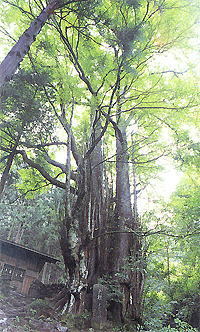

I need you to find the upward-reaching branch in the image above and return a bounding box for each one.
[17,149,66,189]
[0,0,86,87]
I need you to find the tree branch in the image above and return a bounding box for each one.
[56,112,83,166]
[22,141,67,148]
[17,149,66,189]
[84,62,123,158]
[0,0,87,87]
[0,149,16,196]
[44,154,77,181]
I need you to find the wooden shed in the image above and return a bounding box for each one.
[0,238,59,295]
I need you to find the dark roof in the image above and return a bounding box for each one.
[0,238,59,264]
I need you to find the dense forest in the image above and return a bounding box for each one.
[0,0,199,331]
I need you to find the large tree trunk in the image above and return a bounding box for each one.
[114,125,133,268]
[59,107,78,286]
[0,137,21,198]
[73,110,107,313]
[107,124,133,322]
[130,138,144,325]
[87,115,105,285]
[0,0,76,87]
[107,122,143,324]
[0,150,16,197]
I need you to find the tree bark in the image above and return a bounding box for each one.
[0,137,20,197]
[109,124,133,272]
[59,106,78,286]
[107,123,136,323]
[0,150,15,197]
[0,0,83,87]
[87,116,105,285]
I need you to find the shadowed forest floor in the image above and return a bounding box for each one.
[0,288,125,332]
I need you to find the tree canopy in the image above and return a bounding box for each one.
[0,0,200,330]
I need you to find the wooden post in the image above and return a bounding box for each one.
[21,270,38,295]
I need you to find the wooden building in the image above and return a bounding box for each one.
[0,238,59,295]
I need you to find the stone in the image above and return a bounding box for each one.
[56,323,69,331]
[91,284,108,330]
[0,309,7,327]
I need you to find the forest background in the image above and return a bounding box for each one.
[0,0,200,331]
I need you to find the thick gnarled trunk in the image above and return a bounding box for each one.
[87,118,105,285]
[107,123,142,324]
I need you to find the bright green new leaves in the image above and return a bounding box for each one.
[0,1,199,327]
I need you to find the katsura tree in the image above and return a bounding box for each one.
[0,0,199,327]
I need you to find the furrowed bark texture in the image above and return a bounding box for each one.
[109,125,133,272]
[0,150,16,197]
[0,0,70,87]
[107,124,141,323]
[71,114,108,313]
[0,137,21,197]
[60,114,77,286]
[87,118,105,285]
